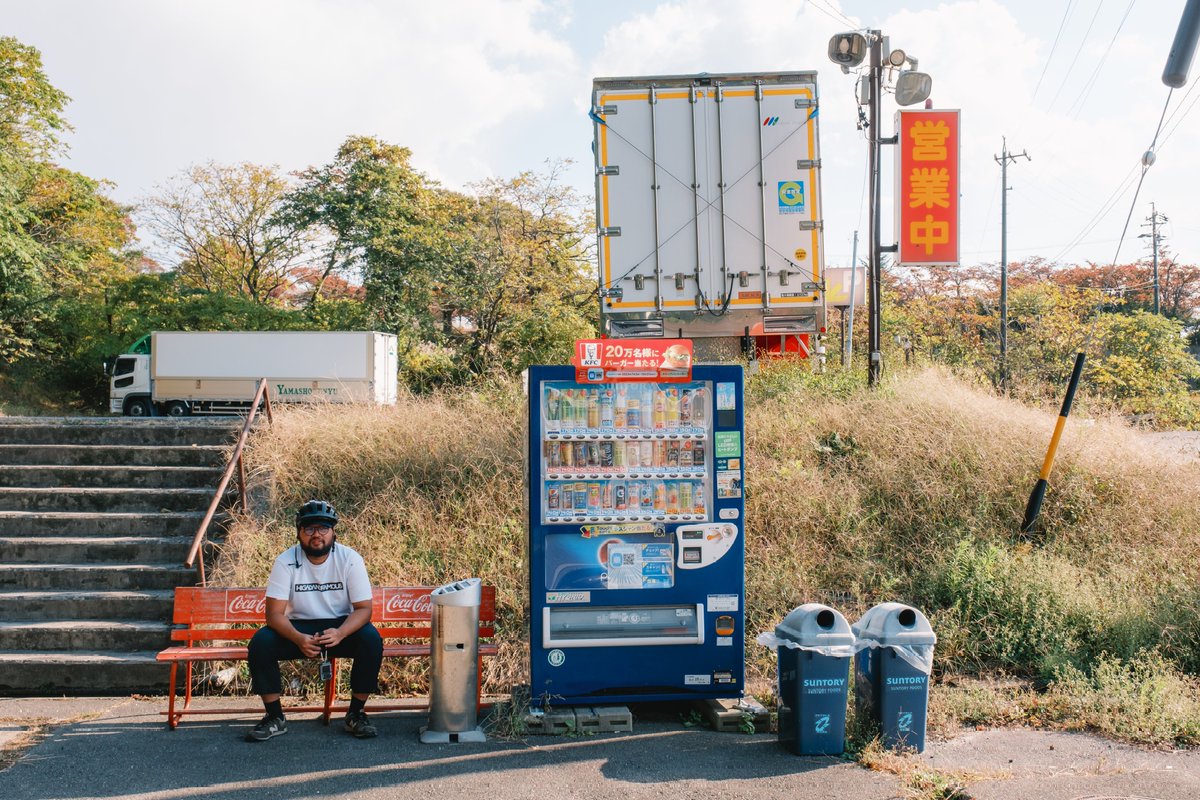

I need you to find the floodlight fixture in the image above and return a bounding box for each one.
[888,48,907,67]
[828,33,867,69]
[895,71,933,106]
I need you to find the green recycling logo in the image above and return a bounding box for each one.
[777,181,805,214]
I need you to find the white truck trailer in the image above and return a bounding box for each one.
[108,331,399,417]
[592,71,827,357]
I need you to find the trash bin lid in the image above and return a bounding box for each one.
[775,603,855,648]
[851,602,936,646]
[430,577,482,607]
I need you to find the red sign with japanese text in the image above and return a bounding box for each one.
[573,339,694,383]
[897,109,960,266]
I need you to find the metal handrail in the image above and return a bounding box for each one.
[185,378,274,586]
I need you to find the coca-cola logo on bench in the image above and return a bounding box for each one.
[225,590,266,620]
[382,588,432,620]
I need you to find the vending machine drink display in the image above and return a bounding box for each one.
[528,341,745,704]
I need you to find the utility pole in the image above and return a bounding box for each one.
[867,31,884,388]
[1140,204,1168,314]
[845,229,859,369]
[994,138,1029,392]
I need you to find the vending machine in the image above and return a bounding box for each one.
[527,340,745,705]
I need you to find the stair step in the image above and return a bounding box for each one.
[0,444,229,468]
[0,563,198,590]
[0,418,239,447]
[0,511,217,536]
[0,650,171,694]
[0,620,173,651]
[0,465,224,488]
[0,487,218,513]
[0,589,175,620]
[0,536,197,562]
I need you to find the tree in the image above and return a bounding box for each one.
[440,162,596,375]
[143,162,310,303]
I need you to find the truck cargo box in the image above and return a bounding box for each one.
[593,72,826,343]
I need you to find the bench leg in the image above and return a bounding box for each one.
[183,662,194,715]
[323,658,339,726]
[167,663,179,729]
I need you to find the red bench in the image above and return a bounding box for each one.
[156,585,497,729]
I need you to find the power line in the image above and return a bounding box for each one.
[1034,0,1077,100]
[1048,0,1106,113]
[1067,0,1138,118]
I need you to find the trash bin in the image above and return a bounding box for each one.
[852,602,936,752]
[757,603,855,755]
[420,578,486,744]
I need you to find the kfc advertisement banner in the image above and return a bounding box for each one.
[573,339,694,383]
[896,109,960,267]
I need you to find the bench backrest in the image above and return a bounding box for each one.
[170,586,497,645]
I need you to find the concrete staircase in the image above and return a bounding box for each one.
[0,417,238,694]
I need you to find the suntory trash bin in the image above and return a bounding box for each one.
[757,604,855,755]
[420,578,486,744]
[852,603,936,752]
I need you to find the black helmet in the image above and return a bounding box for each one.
[296,500,338,528]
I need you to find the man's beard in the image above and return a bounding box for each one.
[301,539,334,558]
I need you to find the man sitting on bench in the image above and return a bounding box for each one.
[245,500,383,742]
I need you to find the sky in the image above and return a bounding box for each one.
[4,0,1199,272]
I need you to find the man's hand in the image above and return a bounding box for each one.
[313,628,345,649]
[296,632,322,658]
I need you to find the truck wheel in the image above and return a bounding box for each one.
[125,397,152,417]
[165,401,191,418]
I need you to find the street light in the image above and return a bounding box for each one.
[830,31,932,386]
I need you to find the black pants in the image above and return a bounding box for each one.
[247,618,383,696]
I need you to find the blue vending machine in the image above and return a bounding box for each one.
[528,359,745,705]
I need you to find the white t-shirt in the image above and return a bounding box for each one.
[265,542,373,620]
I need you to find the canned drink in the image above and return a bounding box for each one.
[694,483,706,515]
[586,482,601,513]
[601,482,613,510]
[599,441,614,469]
[614,483,627,510]
[586,441,601,468]
[640,481,653,510]
[546,441,561,471]
[548,485,560,511]
[666,481,679,513]
[574,482,588,512]
[573,441,588,468]
[560,483,573,510]
[641,441,655,468]
[560,441,574,469]
[630,442,642,468]
[692,441,705,465]
[613,440,625,469]
[667,442,680,467]
[680,441,693,468]
[654,441,668,468]
[679,480,692,513]
[627,396,642,429]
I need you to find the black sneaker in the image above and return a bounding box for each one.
[245,714,288,742]
[344,710,378,739]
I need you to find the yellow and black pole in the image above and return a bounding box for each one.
[1021,352,1086,535]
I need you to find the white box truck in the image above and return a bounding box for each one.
[108,331,399,417]
[592,71,826,353]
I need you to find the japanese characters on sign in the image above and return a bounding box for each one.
[896,110,960,266]
[573,339,694,383]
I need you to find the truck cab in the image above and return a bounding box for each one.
[108,353,154,416]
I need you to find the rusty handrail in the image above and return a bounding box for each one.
[185,378,274,586]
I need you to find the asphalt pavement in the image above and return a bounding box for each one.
[1,696,1197,800]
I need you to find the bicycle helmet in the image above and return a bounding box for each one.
[295,500,339,528]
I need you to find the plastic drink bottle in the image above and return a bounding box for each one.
[615,389,627,428]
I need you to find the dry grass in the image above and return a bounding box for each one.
[213,363,1200,721]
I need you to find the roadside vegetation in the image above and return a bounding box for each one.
[214,362,1200,749]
